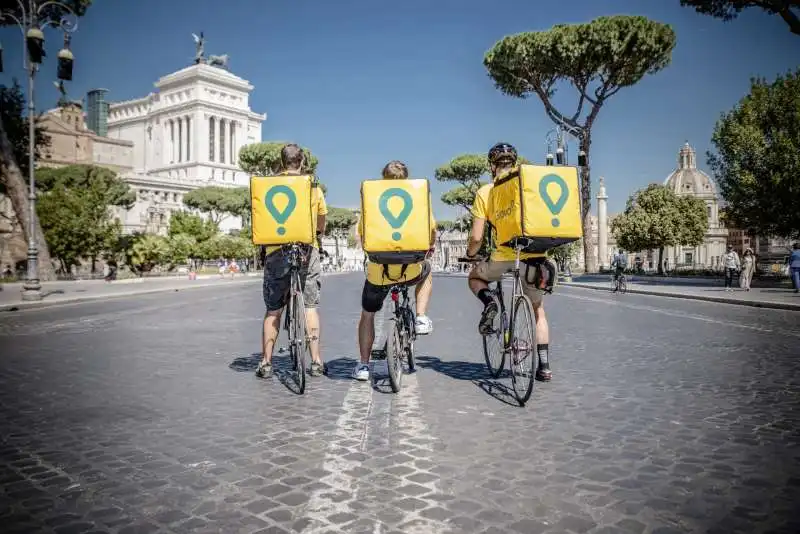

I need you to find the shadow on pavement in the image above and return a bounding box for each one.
[416,356,519,407]
[227,351,305,395]
[323,357,358,381]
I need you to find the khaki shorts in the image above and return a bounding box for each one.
[470,260,546,306]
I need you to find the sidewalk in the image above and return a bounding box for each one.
[561,277,800,311]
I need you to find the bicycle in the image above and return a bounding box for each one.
[282,244,310,393]
[459,240,537,407]
[611,270,627,294]
[379,283,416,393]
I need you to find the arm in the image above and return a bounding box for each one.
[316,214,326,237]
[466,218,485,257]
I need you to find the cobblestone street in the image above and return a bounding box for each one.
[0,273,798,534]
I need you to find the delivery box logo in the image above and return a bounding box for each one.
[264,185,297,236]
[539,174,569,228]
[379,188,413,241]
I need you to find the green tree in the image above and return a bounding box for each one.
[238,141,320,175]
[183,186,239,225]
[36,165,134,273]
[198,234,254,261]
[434,154,531,213]
[547,240,581,272]
[324,207,357,262]
[0,0,93,26]
[129,234,169,273]
[168,211,218,242]
[707,70,800,239]
[611,184,708,274]
[165,234,197,266]
[680,1,800,35]
[0,81,54,279]
[484,15,676,272]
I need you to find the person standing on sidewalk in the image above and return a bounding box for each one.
[790,243,800,293]
[739,248,755,291]
[723,245,741,292]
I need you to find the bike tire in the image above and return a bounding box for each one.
[404,307,416,372]
[619,277,627,294]
[482,292,505,378]
[386,318,404,393]
[291,273,307,394]
[509,294,536,407]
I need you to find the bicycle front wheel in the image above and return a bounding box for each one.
[619,276,627,294]
[509,294,536,407]
[290,273,307,394]
[386,318,404,393]
[481,292,505,379]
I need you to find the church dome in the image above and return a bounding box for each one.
[663,142,717,197]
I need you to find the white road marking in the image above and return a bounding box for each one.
[561,292,800,339]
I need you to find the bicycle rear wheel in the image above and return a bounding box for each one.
[509,294,536,406]
[290,273,307,394]
[481,292,505,378]
[404,307,416,372]
[619,276,627,294]
[386,318,404,393]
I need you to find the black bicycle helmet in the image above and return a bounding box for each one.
[488,142,518,165]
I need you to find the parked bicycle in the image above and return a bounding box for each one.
[282,244,310,393]
[459,240,537,407]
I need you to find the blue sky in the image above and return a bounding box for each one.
[2,0,798,218]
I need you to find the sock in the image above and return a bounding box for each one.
[537,344,549,365]
[477,289,494,306]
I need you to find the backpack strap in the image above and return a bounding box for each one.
[382,263,409,282]
[523,258,556,294]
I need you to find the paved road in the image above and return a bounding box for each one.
[0,274,798,534]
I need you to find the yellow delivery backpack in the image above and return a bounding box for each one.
[361,178,432,264]
[250,174,315,246]
[488,164,582,253]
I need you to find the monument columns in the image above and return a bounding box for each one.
[597,177,609,269]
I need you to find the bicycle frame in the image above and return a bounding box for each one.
[492,245,525,348]
[390,284,415,339]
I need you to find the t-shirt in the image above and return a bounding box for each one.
[359,191,436,286]
[472,182,544,262]
[263,171,328,256]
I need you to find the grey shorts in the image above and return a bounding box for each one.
[470,260,549,306]
[263,246,321,312]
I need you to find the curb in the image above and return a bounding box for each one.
[1,278,261,313]
[561,282,800,312]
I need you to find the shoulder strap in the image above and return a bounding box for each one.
[382,264,409,282]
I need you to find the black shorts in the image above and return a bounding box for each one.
[361,261,432,313]
[262,246,321,312]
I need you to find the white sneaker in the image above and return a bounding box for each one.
[415,315,433,335]
[353,363,370,381]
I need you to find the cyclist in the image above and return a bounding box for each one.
[353,160,435,381]
[256,144,327,379]
[611,249,627,284]
[465,143,553,382]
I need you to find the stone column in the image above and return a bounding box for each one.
[597,177,609,269]
[185,117,191,162]
[177,119,183,162]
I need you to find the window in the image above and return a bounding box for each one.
[219,120,226,164]
[684,251,693,265]
[707,205,712,219]
[209,117,216,162]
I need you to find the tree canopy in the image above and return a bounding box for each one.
[708,70,800,239]
[484,15,676,272]
[547,240,581,272]
[611,184,708,272]
[182,186,244,225]
[168,211,218,243]
[680,1,800,35]
[325,207,357,236]
[35,165,134,271]
[238,141,320,176]
[435,153,530,213]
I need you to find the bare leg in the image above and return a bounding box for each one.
[468,269,489,296]
[305,307,322,364]
[357,311,375,364]
[414,272,432,315]
[533,303,549,345]
[261,310,282,364]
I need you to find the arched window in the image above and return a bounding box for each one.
[209,117,216,162]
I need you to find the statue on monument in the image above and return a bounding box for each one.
[53,80,69,106]
[192,32,205,63]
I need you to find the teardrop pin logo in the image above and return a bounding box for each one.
[539,174,569,227]
[379,188,413,241]
[264,185,297,236]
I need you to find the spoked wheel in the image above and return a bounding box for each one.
[509,295,536,407]
[482,293,505,378]
[405,309,416,372]
[611,277,618,292]
[619,276,627,294]
[386,319,405,393]
[290,277,307,394]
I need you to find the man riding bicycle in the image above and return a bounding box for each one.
[256,144,327,379]
[465,143,553,382]
[611,249,627,282]
[354,161,435,381]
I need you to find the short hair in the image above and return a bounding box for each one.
[280,143,305,171]
[382,160,408,180]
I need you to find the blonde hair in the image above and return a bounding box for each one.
[382,160,408,180]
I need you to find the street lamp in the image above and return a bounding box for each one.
[0,0,78,301]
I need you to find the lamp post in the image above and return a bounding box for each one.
[545,123,586,168]
[0,1,78,301]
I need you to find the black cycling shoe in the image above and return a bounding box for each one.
[478,301,498,335]
[255,361,272,379]
[536,362,552,382]
[309,361,325,377]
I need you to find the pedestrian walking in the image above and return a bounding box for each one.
[790,242,800,294]
[723,245,740,291]
[739,248,755,291]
